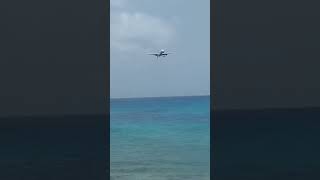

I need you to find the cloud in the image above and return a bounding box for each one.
[110,0,127,8]
[111,11,176,53]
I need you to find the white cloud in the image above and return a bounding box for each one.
[110,0,127,8]
[111,11,176,53]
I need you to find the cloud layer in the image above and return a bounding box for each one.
[111,4,176,53]
[110,0,127,9]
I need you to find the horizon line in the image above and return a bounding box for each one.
[110,94,210,100]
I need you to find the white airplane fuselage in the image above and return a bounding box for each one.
[159,49,165,56]
[149,49,170,58]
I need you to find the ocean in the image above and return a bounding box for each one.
[110,96,210,180]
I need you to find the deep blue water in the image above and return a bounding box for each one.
[111,96,210,180]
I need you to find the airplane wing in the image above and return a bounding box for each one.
[147,53,158,56]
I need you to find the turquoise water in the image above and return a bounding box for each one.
[110,96,210,180]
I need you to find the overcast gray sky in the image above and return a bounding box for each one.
[111,0,210,98]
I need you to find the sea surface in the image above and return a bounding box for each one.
[110,96,210,180]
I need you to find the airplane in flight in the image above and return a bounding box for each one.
[147,49,172,59]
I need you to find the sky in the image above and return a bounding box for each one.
[110,0,210,98]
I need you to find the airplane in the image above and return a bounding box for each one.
[147,49,172,59]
